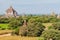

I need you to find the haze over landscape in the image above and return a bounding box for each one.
[0,0,60,15]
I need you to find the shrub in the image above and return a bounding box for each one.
[41,29,60,40]
[51,23,60,30]
[19,22,45,37]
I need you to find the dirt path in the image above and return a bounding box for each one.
[0,33,11,37]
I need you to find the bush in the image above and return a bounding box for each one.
[48,26,53,29]
[27,22,45,37]
[9,18,23,29]
[41,29,60,40]
[12,27,19,35]
[19,22,45,37]
[51,23,60,30]
[38,37,45,40]
[0,18,10,23]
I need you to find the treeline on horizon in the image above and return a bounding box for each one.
[0,12,58,16]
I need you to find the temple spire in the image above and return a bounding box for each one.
[22,14,27,27]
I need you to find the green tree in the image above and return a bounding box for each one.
[19,19,45,37]
[27,22,45,37]
[50,23,60,30]
[0,18,10,23]
[48,17,57,23]
[9,17,23,29]
[41,29,60,40]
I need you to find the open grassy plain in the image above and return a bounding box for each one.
[0,24,9,29]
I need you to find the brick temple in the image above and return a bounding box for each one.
[5,6,18,18]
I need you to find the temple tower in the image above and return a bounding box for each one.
[5,6,18,18]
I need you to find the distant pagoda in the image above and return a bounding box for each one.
[51,11,56,16]
[5,6,18,18]
[50,11,57,17]
[57,14,60,19]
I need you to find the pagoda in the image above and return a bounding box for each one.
[5,6,18,18]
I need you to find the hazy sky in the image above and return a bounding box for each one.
[0,0,60,15]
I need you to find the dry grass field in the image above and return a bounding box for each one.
[0,30,13,34]
[0,36,38,40]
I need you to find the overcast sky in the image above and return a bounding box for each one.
[0,0,60,15]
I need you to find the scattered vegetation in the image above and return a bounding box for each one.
[41,29,60,40]
[0,14,60,40]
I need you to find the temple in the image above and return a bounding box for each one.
[5,6,18,18]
